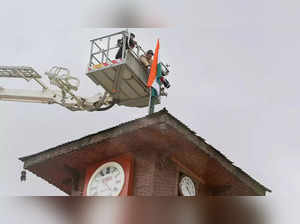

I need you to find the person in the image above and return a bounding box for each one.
[115,33,137,59]
[140,50,171,89]
[160,76,170,88]
[140,50,154,71]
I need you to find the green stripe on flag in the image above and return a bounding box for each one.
[156,63,162,84]
[151,63,162,97]
[151,87,158,97]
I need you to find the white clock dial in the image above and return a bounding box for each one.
[87,162,125,196]
[179,176,196,196]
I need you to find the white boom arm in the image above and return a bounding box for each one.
[0,66,115,111]
[0,88,59,104]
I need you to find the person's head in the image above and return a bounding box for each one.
[146,50,154,60]
[130,33,135,39]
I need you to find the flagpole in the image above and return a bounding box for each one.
[148,87,154,115]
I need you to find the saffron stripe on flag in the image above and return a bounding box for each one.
[147,39,160,87]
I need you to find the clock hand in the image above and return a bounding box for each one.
[102,180,112,191]
[186,186,191,195]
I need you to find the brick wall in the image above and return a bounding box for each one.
[132,150,178,196]
[152,156,178,196]
[132,150,156,196]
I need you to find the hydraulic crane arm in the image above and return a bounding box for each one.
[0,66,115,111]
[0,88,59,104]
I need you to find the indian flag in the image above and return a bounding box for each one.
[147,39,161,96]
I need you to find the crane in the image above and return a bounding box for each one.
[0,30,170,113]
[0,65,115,111]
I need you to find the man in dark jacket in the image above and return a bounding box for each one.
[115,33,137,59]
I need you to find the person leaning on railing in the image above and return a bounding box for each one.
[139,50,154,72]
[115,33,137,59]
[140,50,170,89]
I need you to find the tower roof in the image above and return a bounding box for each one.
[19,108,271,195]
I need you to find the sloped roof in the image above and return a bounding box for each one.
[19,108,271,195]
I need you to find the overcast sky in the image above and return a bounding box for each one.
[0,1,299,223]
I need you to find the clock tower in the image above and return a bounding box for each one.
[19,109,271,196]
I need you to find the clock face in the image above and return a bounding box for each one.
[179,176,196,196]
[86,162,125,196]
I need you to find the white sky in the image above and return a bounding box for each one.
[1,1,299,223]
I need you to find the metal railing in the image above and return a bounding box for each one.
[88,30,127,67]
